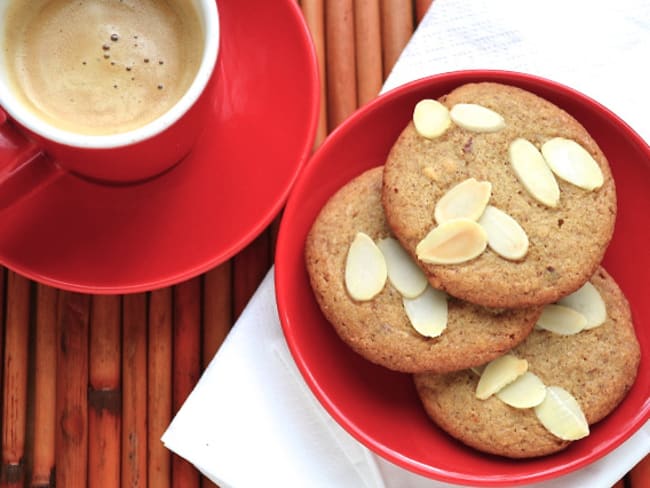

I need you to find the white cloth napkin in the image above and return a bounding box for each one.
[163,1,650,486]
[383,0,650,143]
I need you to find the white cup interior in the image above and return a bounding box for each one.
[0,0,219,149]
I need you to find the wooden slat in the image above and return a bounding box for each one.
[88,295,121,488]
[30,284,58,488]
[122,293,147,488]
[55,292,90,488]
[629,454,650,488]
[1,272,30,488]
[269,214,282,260]
[300,0,328,148]
[202,263,232,367]
[380,0,414,78]
[325,0,358,130]
[172,278,201,488]
[415,0,433,22]
[148,288,173,488]
[355,0,383,106]
[0,267,4,437]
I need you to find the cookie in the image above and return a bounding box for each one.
[305,166,541,373]
[413,268,640,458]
[382,82,617,308]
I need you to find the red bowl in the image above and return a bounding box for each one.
[275,70,650,486]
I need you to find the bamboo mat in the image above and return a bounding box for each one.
[0,1,647,487]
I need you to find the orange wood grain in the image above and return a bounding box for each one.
[355,0,383,106]
[122,293,148,488]
[88,295,121,488]
[325,0,358,130]
[200,474,219,488]
[202,262,232,367]
[300,0,328,148]
[0,268,6,487]
[629,453,650,488]
[30,284,58,488]
[172,278,201,488]
[0,268,4,416]
[415,0,433,22]
[380,0,414,78]
[148,288,173,488]
[55,292,90,488]
[269,214,282,260]
[1,272,30,488]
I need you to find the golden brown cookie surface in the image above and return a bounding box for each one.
[382,82,617,308]
[413,268,640,458]
[305,166,540,373]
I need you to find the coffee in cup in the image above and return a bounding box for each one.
[4,0,205,136]
[0,0,219,187]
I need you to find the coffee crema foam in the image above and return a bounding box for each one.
[4,0,204,135]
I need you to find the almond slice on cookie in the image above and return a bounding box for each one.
[413,99,452,139]
[476,354,528,400]
[557,281,607,329]
[377,237,428,298]
[534,386,589,441]
[535,304,587,335]
[509,138,560,207]
[478,205,529,260]
[541,138,604,191]
[402,286,448,338]
[450,103,506,132]
[345,232,387,301]
[434,178,492,224]
[496,371,547,409]
[416,219,488,265]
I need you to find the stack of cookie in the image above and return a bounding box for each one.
[305,83,641,458]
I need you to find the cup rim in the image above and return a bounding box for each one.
[0,0,220,149]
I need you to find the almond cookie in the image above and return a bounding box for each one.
[305,166,541,373]
[382,82,616,308]
[413,268,640,458]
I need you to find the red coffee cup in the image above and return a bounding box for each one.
[0,0,220,208]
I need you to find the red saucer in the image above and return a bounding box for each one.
[275,70,650,485]
[0,0,318,293]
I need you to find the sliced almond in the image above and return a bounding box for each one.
[413,99,452,139]
[450,103,506,132]
[416,219,487,265]
[509,138,560,207]
[402,286,448,337]
[478,206,529,260]
[541,138,604,190]
[496,371,547,409]
[434,178,492,224]
[534,386,589,441]
[557,281,607,329]
[535,304,587,335]
[377,237,428,298]
[476,354,528,400]
[344,232,387,301]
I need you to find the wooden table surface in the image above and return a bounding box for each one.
[0,1,647,487]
